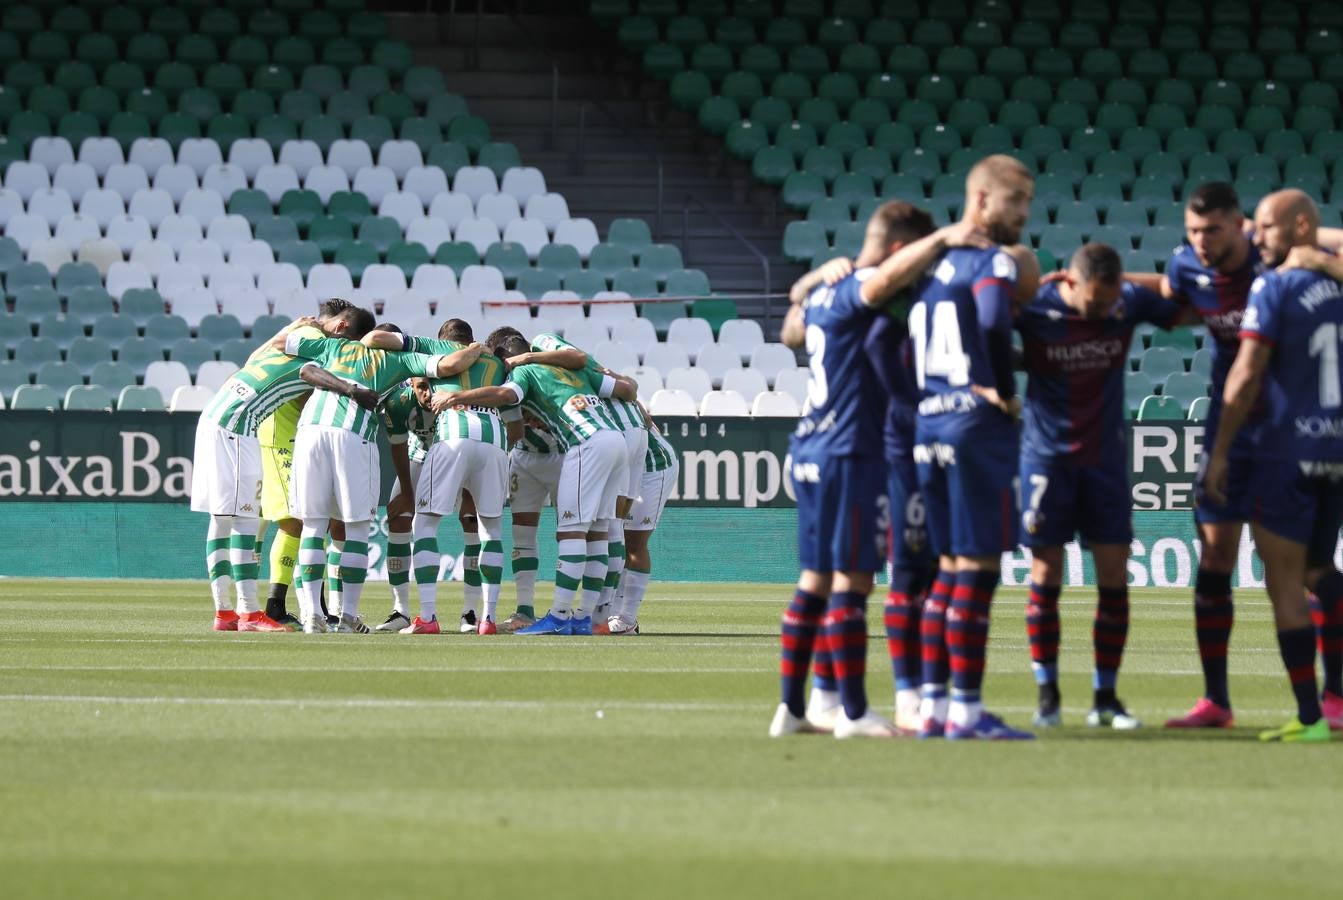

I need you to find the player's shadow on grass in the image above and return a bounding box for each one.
[1042,727,1264,743]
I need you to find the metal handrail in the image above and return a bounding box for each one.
[680,195,774,332]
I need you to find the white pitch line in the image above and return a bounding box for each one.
[0,664,764,674]
[0,693,1307,721]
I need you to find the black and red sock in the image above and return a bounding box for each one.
[1025,581,1061,686]
[1277,625,1322,726]
[1093,585,1130,693]
[822,591,869,720]
[779,589,826,717]
[1193,569,1233,708]
[948,569,998,704]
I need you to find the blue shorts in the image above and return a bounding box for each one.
[915,409,1019,558]
[1019,453,1133,548]
[1252,462,1343,567]
[1195,406,1254,524]
[887,451,933,569]
[792,453,888,574]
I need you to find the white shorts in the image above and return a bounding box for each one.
[290,424,380,522]
[621,427,649,500]
[509,448,563,514]
[190,417,262,516]
[418,437,509,518]
[391,457,424,502]
[556,429,629,530]
[628,464,678,532]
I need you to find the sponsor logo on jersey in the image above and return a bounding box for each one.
[913,442,957,466]
[1296,416,1343,438]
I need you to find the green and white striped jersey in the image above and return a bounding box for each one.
[381,384,435,464]
[645,425,677,473]
[203,325,325,436]
[408,337,512,451]
[532,332,644,431]
[503,363,620,452]
[285,334,441,441]
[517,420,563,455]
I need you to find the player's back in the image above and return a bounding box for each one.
[205,325,323,435]
[1246,268,1343,466]
[533,332,644,431]
[509,363,619,450]
[908,247,1016,430]
[794,270,883,457]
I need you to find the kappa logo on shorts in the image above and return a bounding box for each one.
[418,499,428,508]
[561,510,576,520]
[241,503,254,513]
[641,517,653,525]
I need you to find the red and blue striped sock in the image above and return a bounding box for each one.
[779,588,826,717]
[948,569,998,705]
[1093,585,1130,692]
[1025,581,1061,686]
[885,567,929,693]
[822,590,870,720]
[1309,570,1343,697]
[920,571,954,703]
[1277,625,1322,726]
[1193,569,1234,709]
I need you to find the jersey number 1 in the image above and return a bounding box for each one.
[1310,323,1343,409]
[908,301,970,388]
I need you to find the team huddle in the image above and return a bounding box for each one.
[190,301,678,639]
[773,153,1343,742]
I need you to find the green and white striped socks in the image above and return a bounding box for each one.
[338,520,371,620]
[578,528,609,618]
[510,524,539,618]
[601,519,626,614]
[461,535,481,619]
[386,528,412,616]
[478,517,504,624]
[413,513,440,622]
[229,517,260,614]
[552,538,586,616]
[207,516,233,612]
[295,520,328,623]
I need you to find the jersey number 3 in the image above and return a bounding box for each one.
[908,301,970,388]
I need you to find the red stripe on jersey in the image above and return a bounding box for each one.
[1239,331,1273,344]
[973,277,1009,296]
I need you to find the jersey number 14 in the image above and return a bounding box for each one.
[908,301,970,388]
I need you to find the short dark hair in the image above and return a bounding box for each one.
[318,298,355,318]
[498,335,530,359]
[335,307,377,341]
[1071,242,1123,285]
[439,318,474,342]
[868,200,936,248]
[485,325,523,350]
[1187,182,1241,217]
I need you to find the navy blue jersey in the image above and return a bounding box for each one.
[1165,242,1267,394]
[863,309,919,461]
[1018,282,1180,463]
[793,270,885,457]
[1240,268,1343,466]
[908,247,1017,413]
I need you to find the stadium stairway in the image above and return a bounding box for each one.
[376,0,807,328]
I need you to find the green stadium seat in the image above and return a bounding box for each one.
[12,384,63,410]
[353,217,398,256]
[1058,77,1101,114]
[724,121,767,161]
[426,142,471,176]
[612,268,659,298]
[537,243,581,274]
[1137,394,1185,420]
[638,244,684,283]
[477,142,521,178]
[1222,52,1266,85]
[669,70,711,112]
[483,242,528,286]
[795,98,839,134]
[639,298,685,336]
[781,171,826,210]
[589,244,635,276]
[806,198,852,235]
[89,359,137,392]
[447,116,490,154]
[848,146,893,181]
[886,45,930,82]
[750,145,794,185]
[713,16,758,50]
[515,269,561,299]
[563,270,608,298]
[689,42,734,80]
[381,242,427,280]
[431,241,476,273]
[783,220,826,262]
[797,145,842,182]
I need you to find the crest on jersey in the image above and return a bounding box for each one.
[934,259,957,284]
[992,252,1017,279]
[1022,509,1044,535]
[1242,305,1260,330]
[1195,274,1212,288]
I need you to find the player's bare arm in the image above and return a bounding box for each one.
[507,348,587,370]
[431,384,516,412]
[1278,245,1343,280]
[386,440,413,519]
[789,256,853,303]
[297,363,380,411]
[609,374,638,402]
[361,329,407,350]
[1203,339,1273,505]
[859,221,992,306]
[263,316,320,350]
[1317,227,1343,254]
[1006,243,1041,310]
[434,342,484,377]
[780,302,806,349]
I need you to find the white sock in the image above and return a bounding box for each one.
[552,537,587,615]
[387,528,412,615]
[339,520,371,620]
[230,516,260,614]
[207,515,234,612]
[948,699,982,729]
[511,523,538,609]
[478,516,504,623]
[896,688,921,719]
[413,513,441,622]
[620,568,651,620]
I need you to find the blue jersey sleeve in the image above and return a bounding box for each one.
[973,250,1017,333]
[1125,283,1182,329]
[862,313,904,397]
[831,273,872,321]
[1241,274,1283,345]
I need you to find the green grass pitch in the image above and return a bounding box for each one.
[1,579,1341,900]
